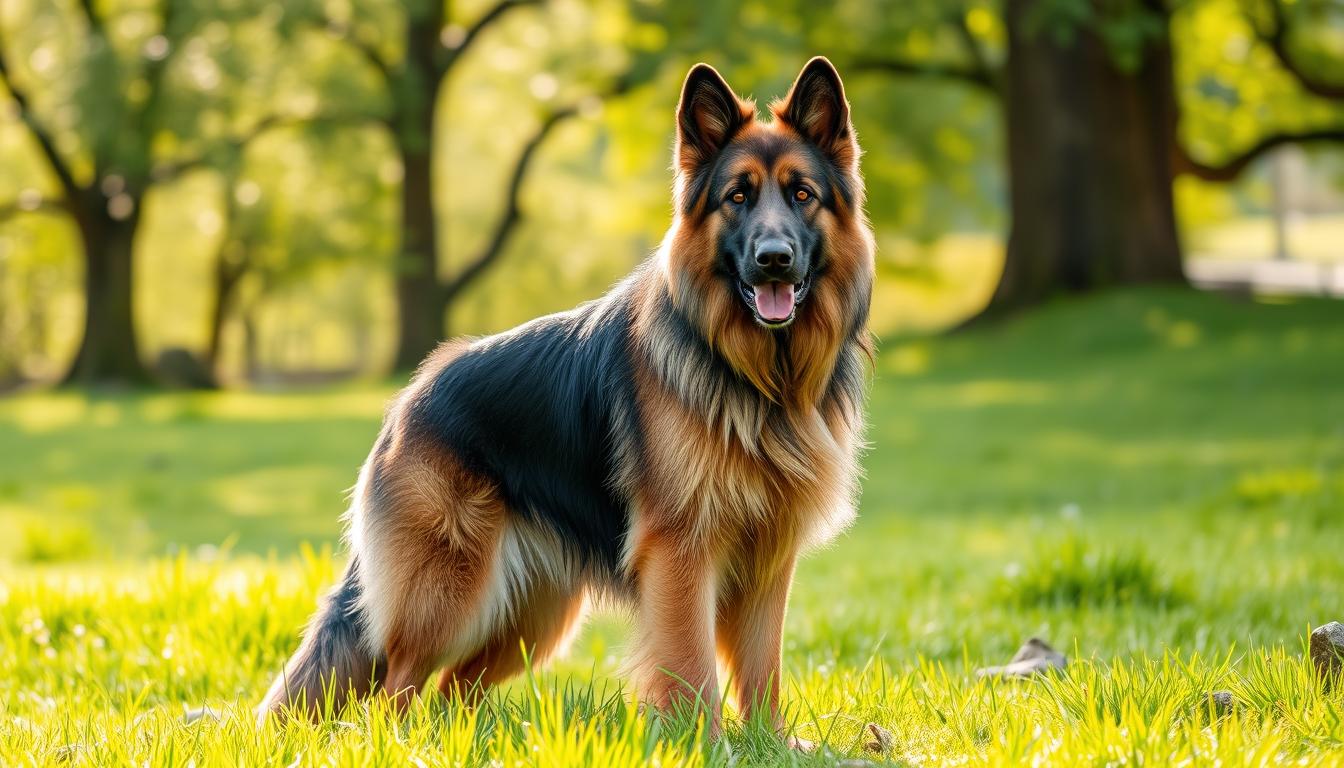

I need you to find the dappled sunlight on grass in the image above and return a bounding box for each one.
[207,465,354,520]
[906,378,1057,408]
[1144,307,1204,348]
[2,395,110,434]
[879,341,932,376]
[0,389,390,555]
[1028,431,1318,469]
[0,388,395,435]
[146,388,394,423]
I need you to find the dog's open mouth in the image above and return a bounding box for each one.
[737,276,810,328]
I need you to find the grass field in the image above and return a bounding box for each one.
[2,288,1343,766]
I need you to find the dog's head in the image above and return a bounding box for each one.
[666,57,870,336]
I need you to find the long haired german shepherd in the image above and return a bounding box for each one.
[260,57,873,739]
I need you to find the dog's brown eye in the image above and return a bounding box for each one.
[731,192,746,204]
[795,189,811,202]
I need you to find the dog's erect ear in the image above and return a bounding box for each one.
[676,64,753,172]
[775,57,855,166]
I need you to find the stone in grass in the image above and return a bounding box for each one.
[184,705,222,724]
[1204,690,1235,719]
[977,637,1067,680]
[863,722,895,754]
[1310,622,1344,684]
[53,744,85,763]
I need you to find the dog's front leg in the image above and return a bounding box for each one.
[718,552,797,739]
[632,533,720,737]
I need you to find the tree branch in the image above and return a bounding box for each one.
[76,0,105,36]
[951,11,1000,93]
[1255,0,1344,100]
[438,70,650,302]
[328,22,393,85]
[0,196,69,222]
[850,55,998,95]
[151,110,389,181]
[0,42,84,198]
[440,0,543,76]
[1174,128,1344,182]
[440,105,576,302]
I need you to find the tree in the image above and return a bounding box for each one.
[198,0,649,380]
[850,0,1344,314]
[309,0,541,369]
[316,0,660,369]
[203,125,396,384]
[0,0,323,384]
[0,1,164,384]
[992,0,1183,310]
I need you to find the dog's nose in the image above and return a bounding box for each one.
[754,239,794,270]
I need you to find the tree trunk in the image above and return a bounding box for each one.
[990,0,1186,313]
[392,9,447,371]
[65,196,152,385]
[205,252,245,382]
[393,132,443,370]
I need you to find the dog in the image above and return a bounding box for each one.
[259,56,874,741]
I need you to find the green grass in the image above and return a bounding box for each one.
[2,287,1343,765]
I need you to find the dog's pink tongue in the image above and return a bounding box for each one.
[753,283,795,321]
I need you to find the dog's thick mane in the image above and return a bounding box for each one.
[629,273,866,448]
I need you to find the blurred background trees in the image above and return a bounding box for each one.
[1,0,1342,388]
[0,0,390,384]
[847,0,1344,313]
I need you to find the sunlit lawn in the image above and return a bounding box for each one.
[2,288,1343,765]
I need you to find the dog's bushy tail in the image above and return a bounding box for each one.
[257,557,385,723]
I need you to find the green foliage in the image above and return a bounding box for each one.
[14,517,96,563]
[1021,0,1169,71]
[1175,0,1344,168]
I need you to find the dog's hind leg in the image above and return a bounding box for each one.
[437,579,588,704]
[353,436,512,715]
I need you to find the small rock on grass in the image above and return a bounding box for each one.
[863,722,894,754]
[184,705,222,724]
[977,637,1067,680]
[1310,622,1344,684]
[1205,690,1235,719]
